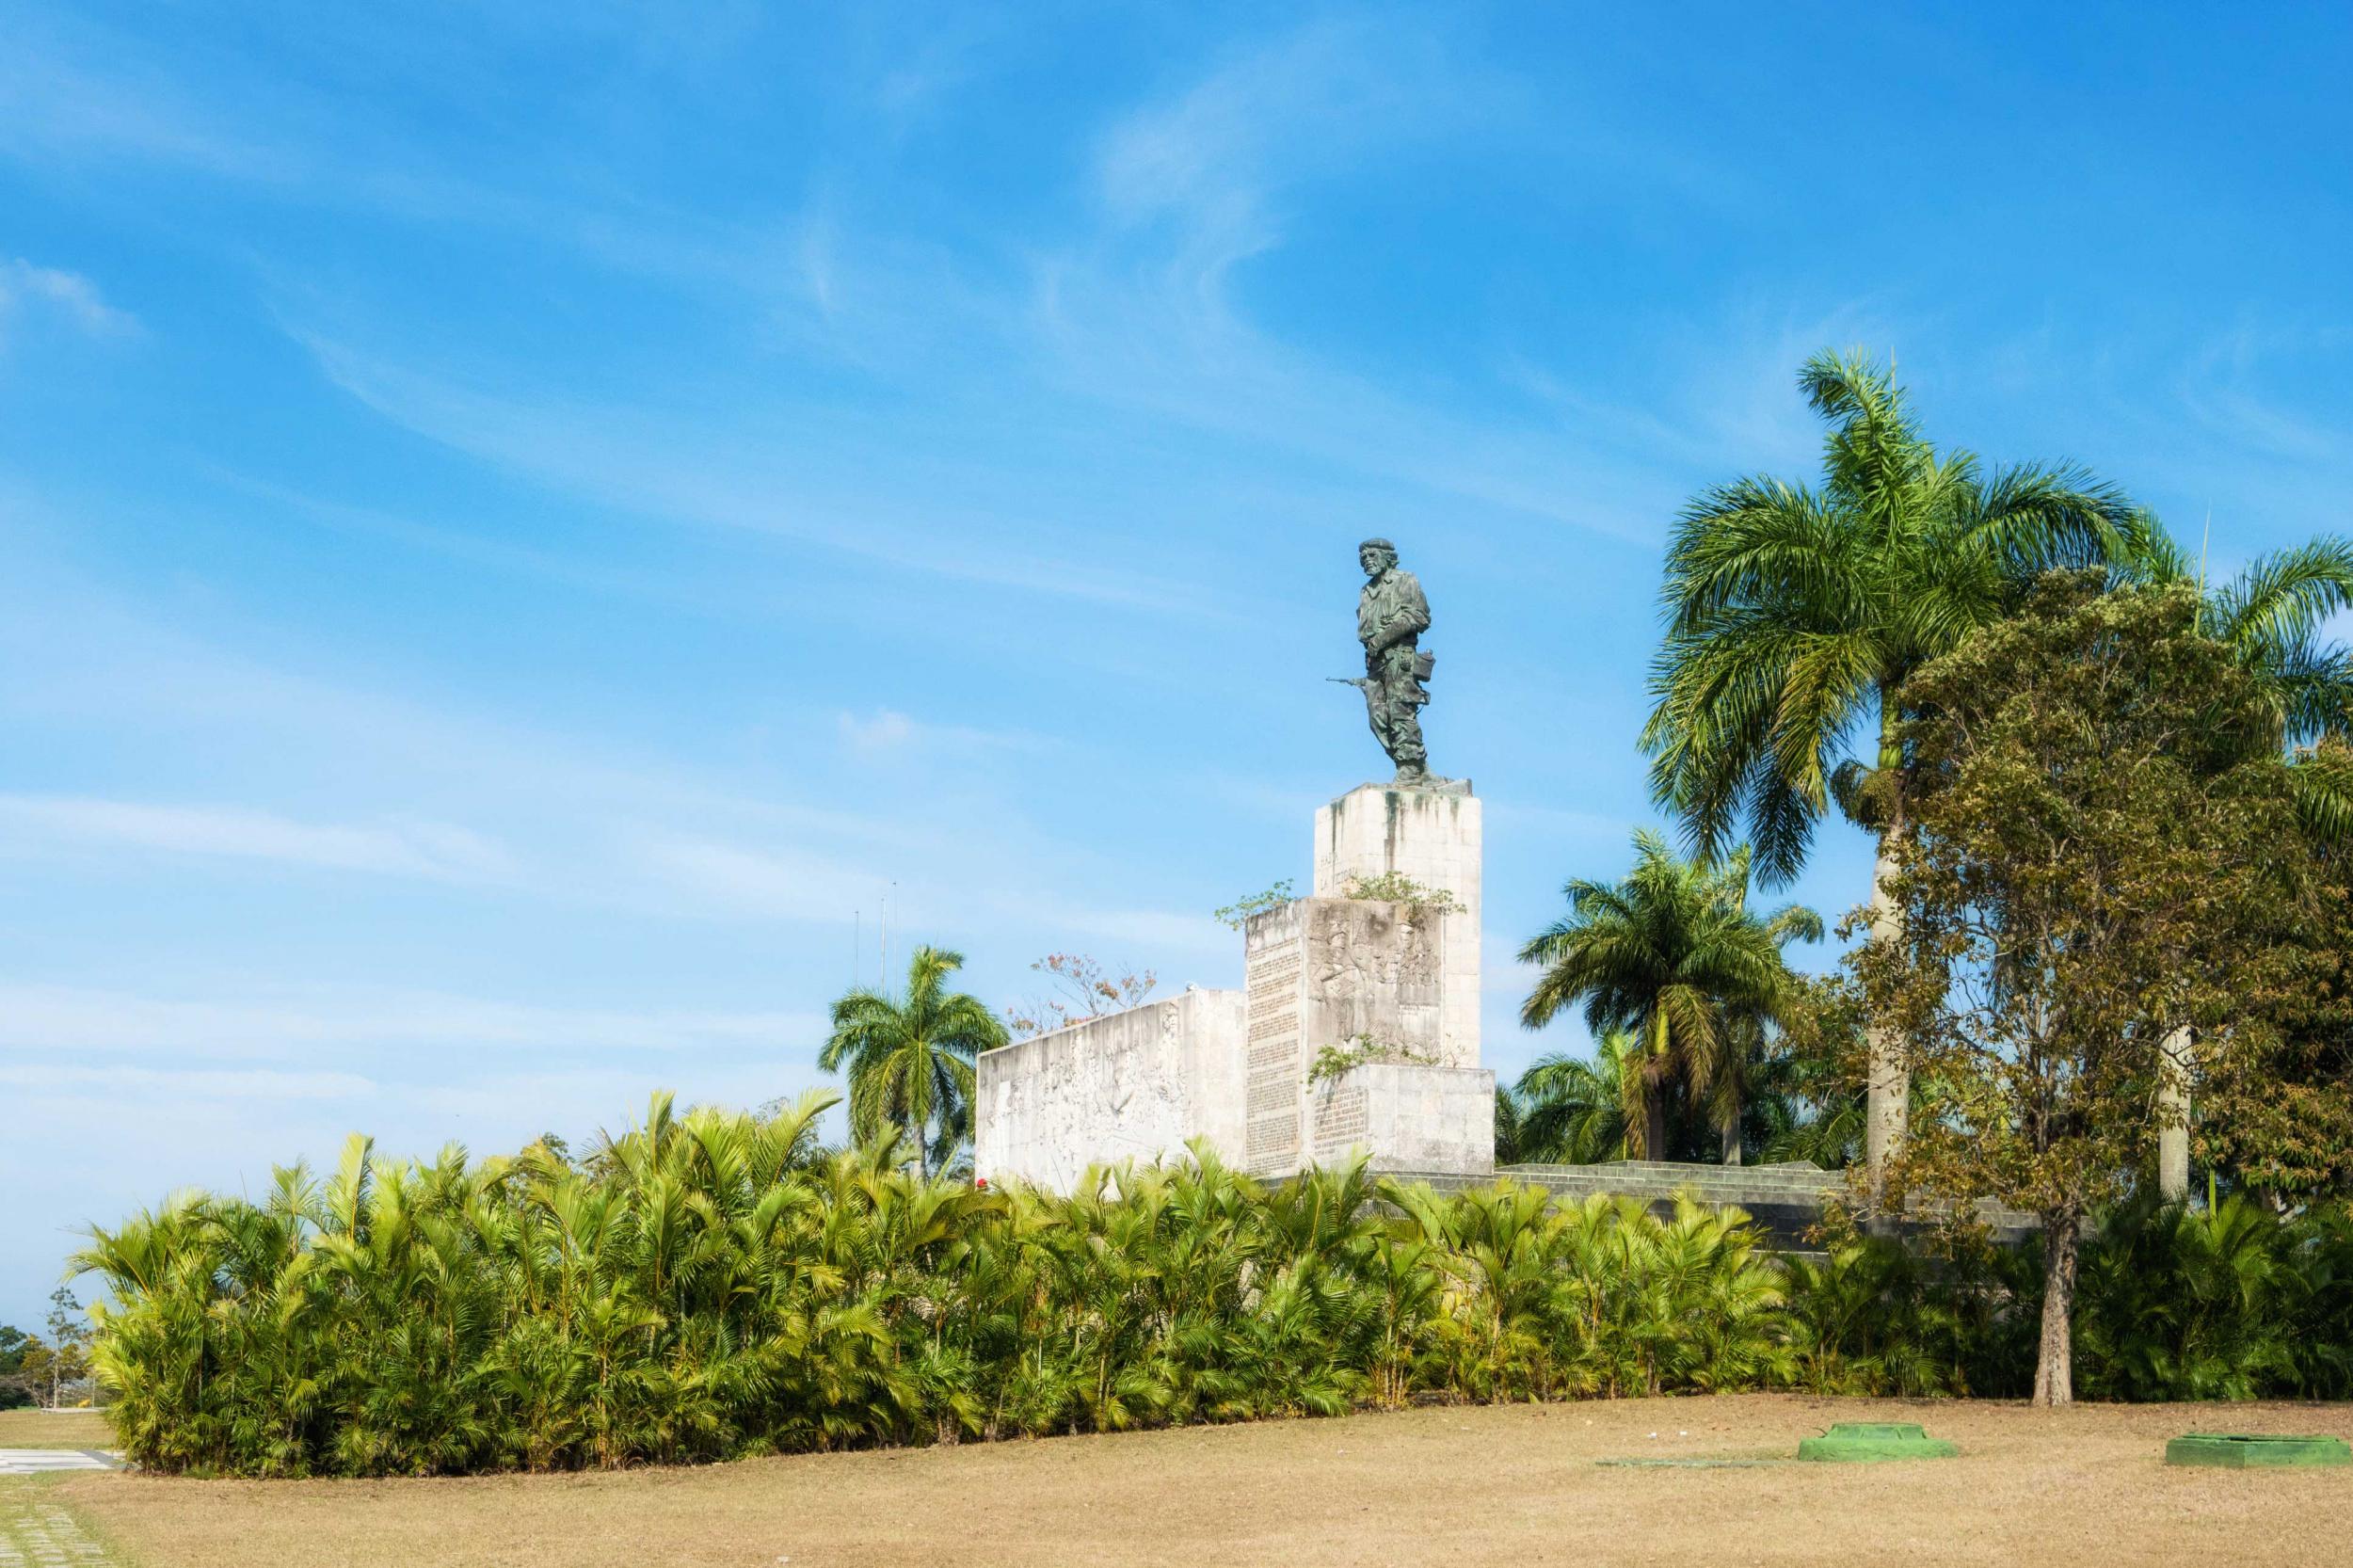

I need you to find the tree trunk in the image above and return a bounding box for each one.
[2032,1209,2080,1407]
[1646,1098,1668,1163]
[1864,819,1909,1200]
[2157,1026,2191,1203]
[1721,1090,1742,1165]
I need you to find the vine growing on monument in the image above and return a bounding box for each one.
[1307,1033,1438,1083]
[1338,871,1462,915]
[1212,879,1294,929]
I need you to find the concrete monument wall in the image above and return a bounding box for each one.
[1245,892,1453,1176]
[973,986,1245,1190]
[1311,1061,1497,1172]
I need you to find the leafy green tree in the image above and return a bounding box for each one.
[822,945,1007,1179]
[32,1288,91,1409]
[2106,524,2353,1192]
[1850,574,2308,1405]
[1747,993,1868,1170]
[1643,349,2133,1180]
[1520,832,1819,1162]
[0,1323,33,1410]
[2196,818,2353,1199]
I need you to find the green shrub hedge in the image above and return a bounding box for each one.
[73,1095,2353,1476]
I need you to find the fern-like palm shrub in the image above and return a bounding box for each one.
[74,1096,2353,1477]
[2070,1192,2351,1401]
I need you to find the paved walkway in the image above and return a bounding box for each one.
[0,1455,117,1478]
[0,1484,119,1567]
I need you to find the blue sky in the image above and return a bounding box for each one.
[4,3,2350,1327]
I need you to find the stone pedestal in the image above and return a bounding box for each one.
[1242,895,1446,1174]
[1308,1060,1497,1172]
[1313,784,1481,1067]
[1242,782,1493,1178]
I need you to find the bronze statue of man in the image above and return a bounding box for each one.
[1350,536,1433,782]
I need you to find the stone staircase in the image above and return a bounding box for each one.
[1377,1159,2038,1251]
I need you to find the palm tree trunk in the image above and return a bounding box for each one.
[1720,1094,1742,1165]
[1630,1017,1669,1160]
[1864,814,1909,1200]
[2157,1026,2191,1202]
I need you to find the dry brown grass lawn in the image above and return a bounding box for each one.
[52,1395,2353,1568]
[0,1408,113,1449]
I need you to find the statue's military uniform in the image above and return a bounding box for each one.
[1357,563,1433,778]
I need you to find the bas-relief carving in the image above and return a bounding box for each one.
[1303,900,1442,1056]
[978,996,1238,1190]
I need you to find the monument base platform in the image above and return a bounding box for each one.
[1311,1062,1495,1173]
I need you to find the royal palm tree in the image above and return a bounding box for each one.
[1506,1032,1635,1165]
[2117,523,2353,834]
[1519,832,1820,1162]
[1748,1042,1865,1170]
[1642,348,2134,1182]
[821,945,1007,1180]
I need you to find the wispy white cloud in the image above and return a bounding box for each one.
[994,895,1222,955]
[0,259,139,342]
[837,708,918,752]
[0,794,516,882]
[833,707,1044,759]
[1094,19,1482,301]
[290,330,1216,616]
[632,832,876,923]
[227,16,1732,574]
[0,26,284,178]
[0,981,819,1059]
[636,825,1223,959]
[2176,325,2353,466]
[0,1063,376,1101]
[0,536,930,863]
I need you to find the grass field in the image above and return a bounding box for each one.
[30,1395,2352,1568]
[0,1475,131,1567]
[0,1407,113,1449]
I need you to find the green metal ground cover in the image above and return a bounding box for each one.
[2165,1433,2351,1468]
[1796,1422,1959,1462]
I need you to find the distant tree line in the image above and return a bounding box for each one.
[0,1288,95,1410]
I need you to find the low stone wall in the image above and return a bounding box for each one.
[1382,1160,2039,1250]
